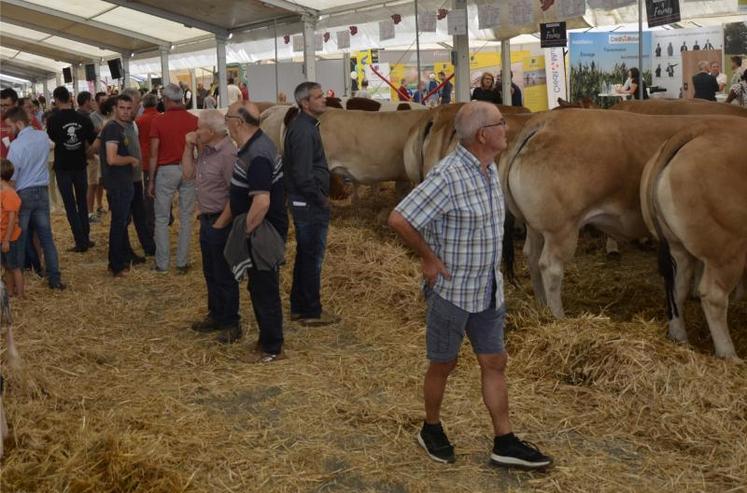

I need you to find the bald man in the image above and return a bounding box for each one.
[224,101,288,361]
[389,102,552,469]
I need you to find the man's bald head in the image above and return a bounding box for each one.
[228,100,261,127]
[454,101,502,145]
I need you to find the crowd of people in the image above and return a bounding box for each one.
[395,71,455,106]
[1,77,551,470]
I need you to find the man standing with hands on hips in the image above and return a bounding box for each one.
[283,82,339,327]
[388,101,552,469]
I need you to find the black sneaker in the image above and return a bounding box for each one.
[490,433,552,469]
[130,254,147,265]
[191,318,221,333]
[216,324,243,344]
[49,280,67,290]
[417,422,455,464]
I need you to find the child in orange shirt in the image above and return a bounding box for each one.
[1,158,23,297]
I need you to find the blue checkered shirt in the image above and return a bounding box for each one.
[395,144,505,313]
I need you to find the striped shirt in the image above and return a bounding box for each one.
[395,144,505,313]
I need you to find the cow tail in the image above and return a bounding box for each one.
[499,118,544,285]
[644,127,701,320]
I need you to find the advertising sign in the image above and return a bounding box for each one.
[645,0,681,28]
[541,22,567,48]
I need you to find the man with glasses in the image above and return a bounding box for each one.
[388,101,552,469]
[283,82,340,327]
[225,101,288,361]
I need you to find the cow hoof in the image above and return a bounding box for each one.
[606,251,622,261]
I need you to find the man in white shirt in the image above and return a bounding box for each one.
[710,62,727,92]
[226,78,243,106]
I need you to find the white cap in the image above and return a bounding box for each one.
[429,73,436,79]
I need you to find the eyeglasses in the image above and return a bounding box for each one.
[224,114,242,122]
[482,119,506,129]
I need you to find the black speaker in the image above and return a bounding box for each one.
[108,58,123,79]
[63,67,72,83]
[84,63,96,81]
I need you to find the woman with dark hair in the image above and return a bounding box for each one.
[471,72,500,103]
[617,67,649,100]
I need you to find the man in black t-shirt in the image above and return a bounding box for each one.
[99,95,137,276]
[47,86,96,252]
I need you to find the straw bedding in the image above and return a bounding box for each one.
[1,186,745,492]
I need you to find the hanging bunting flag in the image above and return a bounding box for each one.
[540,21,567,47]
[349,25,358,35]
[323,32,330,43]
[540,0,556,10]
[645,0,680,27]
[380,20,395,41]
[437,8,449,20]
[508,0,534,26]
[337,30,350,49]
[478,3,501,30]
[292,35,303,52]
[447,8,468,35]
[418,10,437,32]
[391,14,402,25]
[558,0,586,19]
[283,34,290,44]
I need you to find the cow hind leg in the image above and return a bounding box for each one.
[524,226,546,306]
[539,227,579,318]
[698,260,742,359]
[667,244,695,344]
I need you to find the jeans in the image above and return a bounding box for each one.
[154,164,196,270]
[130,180,155,255]
[199,214,239,327]
[17,186,61,284]
[142,172,156,245]
[289,198,330,318]
[55,168,89,248]
[247,267,284,354]
[107,185,135,274]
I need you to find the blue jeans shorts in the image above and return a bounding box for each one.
[425,290,506,362]
[1,240,22,270]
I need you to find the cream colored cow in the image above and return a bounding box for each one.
[640,120,747,359]
[499,110,739,318]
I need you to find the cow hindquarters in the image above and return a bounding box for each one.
[539,226,579,318]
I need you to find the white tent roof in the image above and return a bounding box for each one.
[1,0,744,81]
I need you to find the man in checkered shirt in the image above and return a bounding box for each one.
[389,101,552,470]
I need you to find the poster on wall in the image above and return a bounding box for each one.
[724,22,747,87]
[569,31,652,103]
[652,26,723,98]
[545,47,568,108]
[645,0,680,28]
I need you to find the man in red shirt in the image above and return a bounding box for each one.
[147,83,198,274]
[136,93,159,244]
